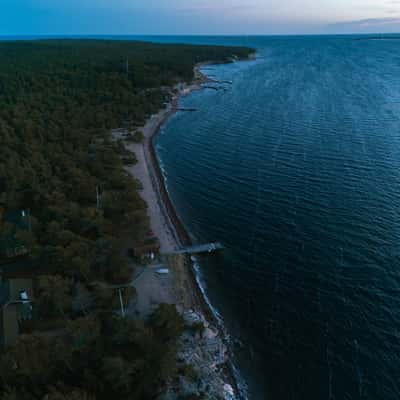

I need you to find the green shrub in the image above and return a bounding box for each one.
[133,131,145,143]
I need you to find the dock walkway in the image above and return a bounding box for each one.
[164,242,223,256]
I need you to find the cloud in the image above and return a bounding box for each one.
[327,17,400,33]
[3,0,400,35]
[349,17,400,26]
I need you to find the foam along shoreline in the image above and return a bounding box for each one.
[123,57,253,399]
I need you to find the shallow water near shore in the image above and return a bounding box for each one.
[155,35,400,400]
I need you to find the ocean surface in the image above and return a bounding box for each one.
[154,35,400,400]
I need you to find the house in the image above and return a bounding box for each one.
[0,208,35,348]
[0,258,37,348]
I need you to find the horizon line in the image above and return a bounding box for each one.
[0,32,400,37]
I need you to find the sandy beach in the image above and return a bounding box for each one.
[124,63,208,254]
[121,62,247,399]
[125,103,181,254]
[122,63,214,314]
[122,72,206,314]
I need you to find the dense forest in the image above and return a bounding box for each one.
[0,40,253,399]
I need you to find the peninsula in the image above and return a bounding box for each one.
[0,39,253,399]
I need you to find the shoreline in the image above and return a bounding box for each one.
[124,57,253,399]
[130,61,226,322]
[144,61,234,324]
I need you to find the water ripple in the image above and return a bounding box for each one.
[157,36,400,400]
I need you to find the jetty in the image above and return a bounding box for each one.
[165,242,224,256]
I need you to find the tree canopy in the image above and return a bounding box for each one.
[0,39,252,399]
[0,39,252,282]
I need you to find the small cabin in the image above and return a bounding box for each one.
[0,258,37,348]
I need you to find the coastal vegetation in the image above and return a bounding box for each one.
[0,39,252,398]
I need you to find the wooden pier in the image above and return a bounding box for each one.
[164,242,224,256]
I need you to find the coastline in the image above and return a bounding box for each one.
[124,58,252,399]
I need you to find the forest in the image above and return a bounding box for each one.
[0,40,253,399]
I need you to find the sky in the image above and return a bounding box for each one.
[1,0,400,35]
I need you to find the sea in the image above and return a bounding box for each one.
[153,35,400,400]
[4,34,400,399]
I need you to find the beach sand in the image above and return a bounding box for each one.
[121,67,210,318]
[122,63,246,399]
[124,63,209,253]
[125,103,180,254]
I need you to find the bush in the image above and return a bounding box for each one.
[132,131,144,143]
[121,155,137,165]
[104,254,132,284]
[150,304,185,342]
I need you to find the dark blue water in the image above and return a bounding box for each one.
[155,36,400,400]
